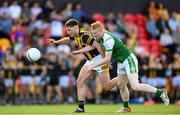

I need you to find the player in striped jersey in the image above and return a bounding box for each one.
[83,21,169,112]
[48,19,120,112]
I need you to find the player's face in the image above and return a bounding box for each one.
[91,28,103,39]
[66,25,79,37]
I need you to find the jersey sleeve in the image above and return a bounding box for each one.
[81,34,95,46]
[104,38,115,51]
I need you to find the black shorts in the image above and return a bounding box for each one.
[48,77,59,86]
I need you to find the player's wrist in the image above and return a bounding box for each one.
[54,41,58,44]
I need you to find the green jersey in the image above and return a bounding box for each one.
[96,30,131,63]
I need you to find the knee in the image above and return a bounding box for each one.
[118,82,127,89]
[102,82,114,91]
[119,84,126,90]
[131,84,140,91]
[76,78,84,87]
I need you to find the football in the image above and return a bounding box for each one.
[26,48,41,62]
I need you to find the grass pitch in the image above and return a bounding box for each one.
[0,104,179,115]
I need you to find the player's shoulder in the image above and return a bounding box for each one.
[103,31,114,42]
[80,28,92,40]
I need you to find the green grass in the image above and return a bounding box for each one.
[0,104,179,115]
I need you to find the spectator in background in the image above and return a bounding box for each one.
[125,23,138,52]
[173,25,180,52]
[171,53,180,104]
[160,28,174,52]
[62,2,73,20]
[157,3,169,21]
[106,22,122,40]
[146,14,159,39]
[22,0,30,18]
[3,48,17,104]
[43,0,54,17]
[148,1,159,21]
[10,21,26,43]
[59,59,75,104]
[18,49,33,104]
[14,36,24,54]
[30,2,42,19]
[9,0,22,19]
[156,13,171,34]
[116,13,125,32]
[46,53,63,104]
[50,10,63,41]
[72,2,86,21]
[0,13,12,34]
[0,1,10,17]
[36,38,47,55]
[169,12,180,33]
[0,69,5,104]
[106,11,116,23]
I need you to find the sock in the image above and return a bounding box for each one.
[123,101,129,108]
[156,89,163,97]
[78,100,84,110]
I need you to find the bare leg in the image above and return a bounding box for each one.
[54,85,64,103]
[76,64,95,111]
[98,71,119,91]
[128,73,169,106]
[118,74,129,102]
[128,73,157,93]
[46,86,52,103]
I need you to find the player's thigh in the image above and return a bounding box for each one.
[98,71,110,87]
[77,64,95,83]
[54,85,62,92]
[127,73,139,87]
[47,85,53,92]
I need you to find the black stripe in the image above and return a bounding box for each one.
[89,49,99,57]
[90,39,94,46]
[83,53,91,60]
[27,53,34,62]
[83,49,100,60]
[81,35,89,43]
[69,36,75,40]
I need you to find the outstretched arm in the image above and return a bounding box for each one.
[71,46,95,55]
[48,37,72,45]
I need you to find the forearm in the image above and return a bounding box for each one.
[79,46,95,53]
[91,51,112,68]
[93,42,105,57]
[92,58,109,68]
[96,46,105,58]
[54,37,71,45]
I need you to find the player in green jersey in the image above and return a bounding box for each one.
[83,21,169,112]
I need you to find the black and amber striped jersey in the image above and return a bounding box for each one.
[69,29,99,60]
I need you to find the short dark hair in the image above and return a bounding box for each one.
[65,19,79,27]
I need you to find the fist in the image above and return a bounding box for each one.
[47,39,56,44]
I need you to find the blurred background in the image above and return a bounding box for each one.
[0,0,179,106]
